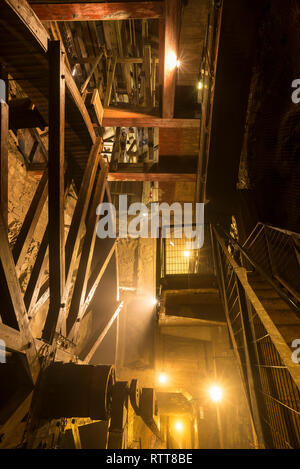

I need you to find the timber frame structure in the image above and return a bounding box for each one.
[0,0,224,449]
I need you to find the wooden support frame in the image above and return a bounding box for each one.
[102,109,200,129]
[13,169,48,276]
[0,211,39,381]
[63,138,103,306]
[104,56,117,108]
[108,172,196,182]
[80,301,124,363]
[72,240,117,340]
[42,40,65,344]
[66,163,108,337]
[31,2,164,21]
[0,101,8,230]
[0,0,120,449]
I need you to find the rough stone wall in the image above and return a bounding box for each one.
[7,129,77,338]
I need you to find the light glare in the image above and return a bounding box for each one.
[166,51,178,71]
[158,372,167,384]
[175,421,183,432]
[209,385,222,402]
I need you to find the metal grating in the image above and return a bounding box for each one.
[162,228,201,276]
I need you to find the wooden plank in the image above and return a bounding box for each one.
[0,212,39,380]
[162,0,180,118]
[12,169,48,276]
[77,240,117,325]
[143,44,152,107]
[102,109,200,128]
[67,165,108,336]
[31,2,164,21]
[64,138,102,304]
[108,172,196,182]
[80,51,103,94]
[79,57,159,65]
[0,322,22,352]
[0,393,33,449]
[42,40,65,344]
[0,102,8,230]
[24,228,48,315]
[104,56,117,108]
[80,301,124,363]
[71,424,82,449]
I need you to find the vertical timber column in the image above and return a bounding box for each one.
[43,40,65,343]
[0,65,8,230]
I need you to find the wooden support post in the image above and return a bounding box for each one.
[80,301,124,363]
[42,40,65,344]
[0,211,39,380]
[104,56,117,107]
[71,424,82,449]
[80,52,103,94]
[73,240,117,338]
[13,170,48,276]
[31,2,164,21]
[67,164,108,336]
[143,44,152,107]
[0,101,8,231]
[64,138,103,305]
[24,226,48,314]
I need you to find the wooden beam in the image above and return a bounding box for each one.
[67,165,108,337]
[80,51,103,94]
[0,211,39,381]
[162,0,180,118]
[12,169,48,276]
[108,172,196,182]
[0,102,8,230]
[0,322,23,352]
[80,301,124,363]
[102,109,200,128]
[64,138,102,304]
[71,240,117,341]
[42,40,65,344]
[24,226,48,314]
[104,56,117,108]
[30,2,164,21]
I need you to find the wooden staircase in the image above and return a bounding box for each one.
[247,272,300,347]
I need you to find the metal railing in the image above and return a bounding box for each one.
[212,224,300,449]
[243,223,300,303]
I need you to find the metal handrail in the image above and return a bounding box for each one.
[217,225,300,318]
[244,222,300,247]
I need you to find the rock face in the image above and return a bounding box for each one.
[7,129,77,337]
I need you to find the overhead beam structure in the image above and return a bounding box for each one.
[162,0,180,118]
[108,172,196,182]
[30,1,164,21]
[102,108,200,128]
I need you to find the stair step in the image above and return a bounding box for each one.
[258,297,292,311]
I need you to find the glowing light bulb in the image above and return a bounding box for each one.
[158,373,168,384]
[166,51,178,71]
[209,385,223,402]
[175,421,183,432]
[183,250,190,258]
[198,81,203,90]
